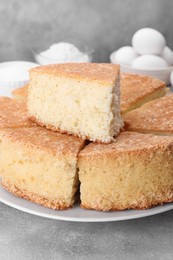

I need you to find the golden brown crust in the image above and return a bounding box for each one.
[121,73,166,114]
[12,84,28,101]
[1,180,71,210]
[79,131,173,158]
[5,178,173,211]
[0,96,35,128]
[30,63,120,85]
[1,126,85,157]
[124,94,173,134]
[78,131,173,211]
[80,194,173,211]
[29,115,120,144]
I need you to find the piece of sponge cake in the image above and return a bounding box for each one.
[78,131,173,211]
[124,94,173,135]
[0,97,35,130]
[12,84,28,102]
[0,126,85,209]
[13,73,166,116]
[121,73,166,114]
[27,63,123,143]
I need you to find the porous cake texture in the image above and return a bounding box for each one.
[0,127,85,209]
[27,63,123,143]
[124,94,173,135]
[13,73,166,116]
[78,131,173,211]
[121,73,166,114]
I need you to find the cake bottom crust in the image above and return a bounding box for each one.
[1,180,72,210]
[28,116,121,143]
[80,192,173,211]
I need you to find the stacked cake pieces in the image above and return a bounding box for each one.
[12,72,167,115]
[27,63,123,143]
[120,73,166,114]
[1,127,85,209]
[124,94,173,135]
[0,97,85,209]
[0,63,122,210]
[1,62,173,211]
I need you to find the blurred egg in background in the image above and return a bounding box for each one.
[132,55,168,69]
[110,46,138,66]
[110,27,173,84]
[132,28,166,55]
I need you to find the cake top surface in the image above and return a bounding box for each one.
[12,73,165,112]
[79,131,173,157]
[0,97,35,128]
[12,84,28,99]
[30,63,120,85]
[124,94,173,133]
[121,73,166,113]
[2,126,85,156]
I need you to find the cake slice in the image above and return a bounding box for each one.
[0,97,35,130]
[12,73,166,116]
[0,126,85,209]
[124,94,173,135]
[121,73,166,114]
[12,84,28,102]
[27,63,123,143]
[78,131,173,211]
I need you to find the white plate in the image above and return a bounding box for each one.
[0,186,173,222]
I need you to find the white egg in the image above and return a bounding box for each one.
[110,46,138,66]
[132,55,168,69]
[132,28,166,55]
[161,46,173,66]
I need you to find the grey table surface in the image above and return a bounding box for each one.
[0,201,173,260]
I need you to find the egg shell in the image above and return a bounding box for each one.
[132,55,168,69]
[132,28,166,55]
[111,46,138,66]
[161,46,173,66]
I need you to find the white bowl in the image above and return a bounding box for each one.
[0,61,38,97]
[110,53,173,85]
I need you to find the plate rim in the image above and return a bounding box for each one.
[0,186,173,222]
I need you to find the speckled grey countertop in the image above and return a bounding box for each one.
[0,202,173,260]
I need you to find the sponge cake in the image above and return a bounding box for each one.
[0,126,85,209]
[78,131,173,211]
[121,73,166,114]
[27,63,123,143]
[124,94,173,135]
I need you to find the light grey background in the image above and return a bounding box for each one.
[1,1,173,259]
[1,202,173,260]
[0,0,173,62]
